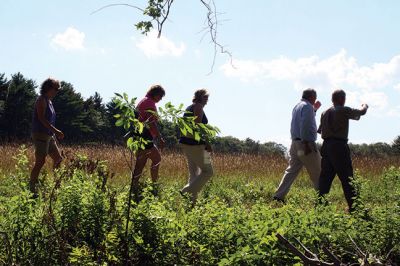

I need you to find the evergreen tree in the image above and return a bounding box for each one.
[104,100,125,144]
[2,73,37,140]
[84,92,109,141]
[392,136,400,155]
[0,73,10,138]
[52,82,90,142]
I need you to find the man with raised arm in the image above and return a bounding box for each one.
[273,88,322,202]
[318,89,368,212]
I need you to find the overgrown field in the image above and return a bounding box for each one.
[0,144,399,265]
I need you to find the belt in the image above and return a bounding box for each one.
[293,138,301,141]
[324,137,347,142]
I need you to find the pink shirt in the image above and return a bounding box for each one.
[137,96,158,138]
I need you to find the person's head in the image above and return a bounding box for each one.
[302,88,317,104]
[332,89,346,106]
[192,89,209,106]
[146,84,165,103]
[40,78,60,99]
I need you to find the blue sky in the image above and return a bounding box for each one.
[1,0,400,146]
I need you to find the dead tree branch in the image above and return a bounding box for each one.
[92,0,232,74]
[276,233,340,266]
[91,3,144,15]
[199,0,233,74]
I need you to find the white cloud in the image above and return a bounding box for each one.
[221,49,400,112]
[136,31,185,58]
[51,27,85,51]
[221,49,400,93]
[346,91,388,111]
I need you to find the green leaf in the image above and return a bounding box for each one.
[115,119,124,127]
[194,132,200,142]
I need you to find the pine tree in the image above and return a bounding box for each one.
[2,73,37,140]
[0,73,10,138]
[52,82,90,142]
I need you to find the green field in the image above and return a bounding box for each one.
[0,145,399,265]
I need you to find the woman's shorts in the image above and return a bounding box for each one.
[32,132,58,158]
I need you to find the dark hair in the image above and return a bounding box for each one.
[332,89,346,103]
[40,78,60,95]
[146,85,165,98]
[192,89,209,103]
[302,88,316,101]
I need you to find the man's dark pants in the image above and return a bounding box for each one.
[318,139,357,211]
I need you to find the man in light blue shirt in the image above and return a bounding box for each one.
[273,89,322,202]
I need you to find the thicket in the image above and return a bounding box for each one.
[0,147,399,265]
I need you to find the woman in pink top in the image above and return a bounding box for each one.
[133,85,166,184]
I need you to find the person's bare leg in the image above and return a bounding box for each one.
[133,149,150,184]
[148,147,161,182]
[30,156,46,194]
[49,147,63,169]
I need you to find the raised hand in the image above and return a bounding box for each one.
[313,101,322,111]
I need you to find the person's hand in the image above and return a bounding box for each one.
[313,101,322,111]
[55,129,64,140]
[361,103,369,110]
[205,143,213,153]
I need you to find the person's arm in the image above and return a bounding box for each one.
[300,104,315,154]
[300,104,315,141]
[146,107,165,148]
[36,98,64,139]
[346,104,368,120]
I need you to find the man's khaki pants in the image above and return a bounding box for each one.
[180,144,214,201]
[274,140,321,200]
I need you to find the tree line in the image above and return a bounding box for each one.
[1,72,399,157]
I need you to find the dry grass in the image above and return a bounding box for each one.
[0,143,399,183]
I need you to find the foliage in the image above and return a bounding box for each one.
[392,135,400,155]
[0,146,400,265]
[112,92,220,152]
[1,72,400,158]
[0,72,37,140]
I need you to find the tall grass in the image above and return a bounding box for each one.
[1,143,398,179]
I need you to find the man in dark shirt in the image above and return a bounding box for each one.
[318,89,368,212]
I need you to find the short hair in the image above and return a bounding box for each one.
[332,89,346,103]
[302,88,316,101]
[192,89,209,103]
[40,78,60,95]
[146,84,165,98]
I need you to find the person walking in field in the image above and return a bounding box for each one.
[180,89,214,203]
[273,88,322,202]
[318,89,368,212]
[132,85,166,184]
[30,78,64,195]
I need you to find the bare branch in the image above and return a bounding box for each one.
[90,3,144,15]
[92,1,232,73]
[276,233,337,266]
[322,246,344,266]
[157,0,175,38]
[199,0,234,74]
